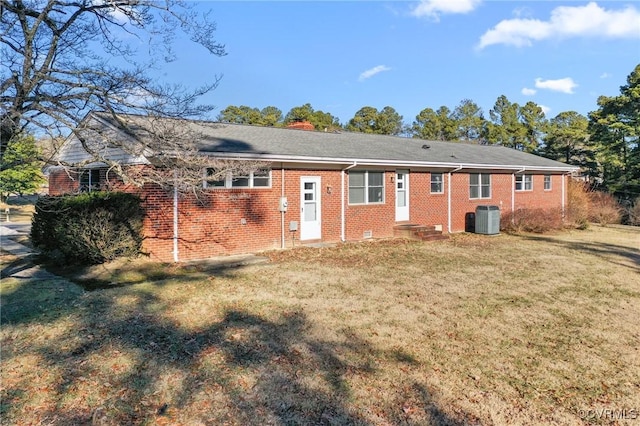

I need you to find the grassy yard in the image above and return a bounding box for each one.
[1,227,639,425]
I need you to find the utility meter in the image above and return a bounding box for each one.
[279,197,288,212]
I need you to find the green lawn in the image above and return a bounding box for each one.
[1,227,639,425]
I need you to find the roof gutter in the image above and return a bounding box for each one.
[201,152,579,173]
[341,162,358,242]
[97,150,578,174]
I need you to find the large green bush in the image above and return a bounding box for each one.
[31,192,144,264]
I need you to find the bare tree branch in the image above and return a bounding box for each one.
[1,0,237,193]
[1,0,225,152]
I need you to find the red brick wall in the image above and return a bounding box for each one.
[343,170,565,236]
[49,166,568,261]
[449,172,565,232]
[281,169,343,245]
[143,169,346,262]
[409,172,448,229]
[48,168,119,195]
[48,169,79,195]
[514,174,562,211]
[449,173,513,232]
[345,170,396,240]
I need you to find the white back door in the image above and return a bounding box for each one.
[396,170,409,221]
[300,176,321,240]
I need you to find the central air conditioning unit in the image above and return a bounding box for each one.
[475,205,500,235]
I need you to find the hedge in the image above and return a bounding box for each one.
[31,192,144,264]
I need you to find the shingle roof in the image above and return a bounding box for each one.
[193,122,577,172]
[88,113,578,172]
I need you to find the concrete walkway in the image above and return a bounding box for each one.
[1,222,34,257]
[0,222,43,280]
[0,222,270,282]
[186,253,270,270]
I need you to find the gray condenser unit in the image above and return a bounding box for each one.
[475,205,500,235]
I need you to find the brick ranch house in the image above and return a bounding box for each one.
[49,113,579,262]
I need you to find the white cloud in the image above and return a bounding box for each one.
[535,77,578,94]
[478,2,640,49]
[358,65,391,82]
[600,72,611,79]
[411,0,481,21]
[521,87,537,96]
[478,19,551,48]
[539,105,551,116]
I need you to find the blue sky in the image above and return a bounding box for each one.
[152,1,640,125]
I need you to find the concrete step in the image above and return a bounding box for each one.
[393,224,449,242]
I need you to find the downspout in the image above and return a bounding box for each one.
[341,162,358,242]
[447,165,463,233]
[511,174,515,224]
[561,173,566,221]
[173,170,179,262]
[281,166,286,249]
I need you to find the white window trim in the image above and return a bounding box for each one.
[544,175,552,191]
[204,169,272,189]
[469,173,491,199]
[515,174,533,192]
[430,172,444,194]
[79,168,101,193]
[348,171,385,205]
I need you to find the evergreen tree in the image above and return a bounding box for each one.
[217,105,283,126]
[486,95,525,148]
[346,106,403,135]
[452,99,486,142]
[588,64,640,197]
[284,104,342,131]
[543,111,595,171]
[411,106,456,141]
[519,101,547,153]
[0,134,45,199]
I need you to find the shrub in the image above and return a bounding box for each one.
[31,192,144,264]
[566,179,590,229]
[501,208,564,234]
[588,191,622,225]
[627,197,640,226]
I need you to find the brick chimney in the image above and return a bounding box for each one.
[286,121,315,131]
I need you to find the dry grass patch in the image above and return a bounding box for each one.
[1,228,639,425]
[0,196,36,223]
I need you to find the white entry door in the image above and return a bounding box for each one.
[396,170,409,222]
[300,176,321,240]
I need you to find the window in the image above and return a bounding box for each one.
[515,174,533,191]
[79,169,101,192]
[349,171,384,204]
[205,169,271,189]
[544,175,552,191]
[431,173,444,194]
[252,169,270,187]
[469,173,491,199]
